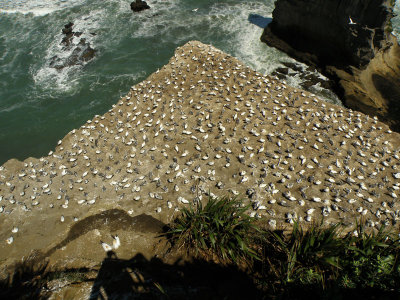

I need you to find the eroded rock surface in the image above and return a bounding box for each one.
[261,0,400,131]
[0,41,399,272]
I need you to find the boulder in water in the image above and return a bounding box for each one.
[50,23,96,70]
[62,22,74,35]
[130,0,150,12]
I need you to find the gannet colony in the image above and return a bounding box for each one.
[0,41,399,263]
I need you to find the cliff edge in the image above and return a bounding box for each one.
[1,41,399,275]
[261,0,400,131]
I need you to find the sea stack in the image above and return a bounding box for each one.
[261,0,400,131]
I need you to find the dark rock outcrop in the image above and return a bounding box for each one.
[62,22,74,35]
[130,0,150,12]
[271,62,334,91]
[261,0,400,131]
[49,22,96,70]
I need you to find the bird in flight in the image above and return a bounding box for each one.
[349,16,357,25]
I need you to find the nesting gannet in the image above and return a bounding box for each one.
[112,235,120,249]
[101,241,113,252]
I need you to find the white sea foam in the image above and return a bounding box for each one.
[0,101,23,114]
[205,2,342,105]
[33,8,104,92]
[130,0,180,39]
[0,0,84,16]
[132,0,342,104]
[208,2,275,72]
[393,0,400,38]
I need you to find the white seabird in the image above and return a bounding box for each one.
[112,235,120,249]
[349,16,357,25]
[100,241,113,252]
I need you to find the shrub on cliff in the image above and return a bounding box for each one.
[259,220,400,297]
[261,220,342,287]
[166,195,259,264]
[166,195,400,296]
[338,222,400,291]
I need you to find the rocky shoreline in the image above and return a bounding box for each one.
[261,0,400,131]
[0,41,399,281]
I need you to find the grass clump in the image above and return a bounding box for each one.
[165,193,400,297]
[260,220,400,297]
[167,195,259,264]
[338,222,400,290]
[263,220,342,286]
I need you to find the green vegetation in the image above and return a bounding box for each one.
[167,195,400,298]
[262,220,342,286]
[337,221,400,290]
[166,195,259,264]
[260,220,400,298]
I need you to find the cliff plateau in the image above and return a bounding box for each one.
[0,41,399,297]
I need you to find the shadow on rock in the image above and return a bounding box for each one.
[0,253,95,300]
[45,209,165,257]
[0,254,50,300]
[248,14,272,29]
[89,252,261,300]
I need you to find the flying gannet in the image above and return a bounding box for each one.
[349,16,357,25]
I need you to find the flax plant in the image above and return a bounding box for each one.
[167,195,259,264]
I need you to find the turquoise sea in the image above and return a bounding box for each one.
[0,0,399,164]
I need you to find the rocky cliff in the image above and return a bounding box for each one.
[261,0,400,130]
[1,42,399,280]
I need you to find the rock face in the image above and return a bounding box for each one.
[261,0,400,131]
[1,41,400,274]
[130,0,150,12]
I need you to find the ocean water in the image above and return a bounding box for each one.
[0,0,399,164]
